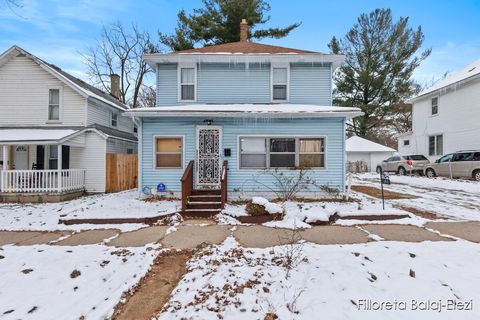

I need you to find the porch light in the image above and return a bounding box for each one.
[204,119,213,125]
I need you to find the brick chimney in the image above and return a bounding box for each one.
[110,74,120,99]
[240,18,248,42]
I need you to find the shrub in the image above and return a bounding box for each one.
[246,202,269,216]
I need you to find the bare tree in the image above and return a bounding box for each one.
[83,22,159,108]
[137,85,156,108]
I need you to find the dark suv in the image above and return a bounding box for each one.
[424,150,480,181]
[377,155,430,175]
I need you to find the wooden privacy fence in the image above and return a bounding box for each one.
[106,154,138,193]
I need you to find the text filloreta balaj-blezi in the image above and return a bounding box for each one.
[356,299,473,312]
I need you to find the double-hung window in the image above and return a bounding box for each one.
[431,97,438,115]
[48,88,60,121]
[272,67,288,101]
[299,138,325,167]
[49,145,58,169]
[428,134,443,156]
[239,136,325,169]
[111,112,118,127]
[180,67,195,101]
[155,137,183,168]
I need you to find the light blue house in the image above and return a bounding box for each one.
[126,21,361,216]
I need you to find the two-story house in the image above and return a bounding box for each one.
[398,58,480,160]
[126,20,361,216]
[0,45,137,202]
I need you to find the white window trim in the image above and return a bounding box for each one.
[46,86,63,123]
[177,63,197,102]
[237,135,327,170]
[270,63,290,102]
[428,134,443,156]
[111,112,118,127]
[153,135,185,170]
[431,96,439,116]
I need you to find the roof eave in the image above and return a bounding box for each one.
[124,110,363,119]
[144,53,345,70]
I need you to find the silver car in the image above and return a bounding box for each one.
[425,150,480,181]
[377,155,430,175]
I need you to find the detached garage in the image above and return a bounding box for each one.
[346,136,396,172]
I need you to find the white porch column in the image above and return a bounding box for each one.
[57,144,62,192]
[2,145,7,170]
[1,145,7,192]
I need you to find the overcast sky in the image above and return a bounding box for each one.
[1,0,479,86]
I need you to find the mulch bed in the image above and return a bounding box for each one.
[59,212,178,226]
[351,185,417,200]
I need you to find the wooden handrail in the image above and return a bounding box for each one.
[181,160,194,212]
[220,160,228,209]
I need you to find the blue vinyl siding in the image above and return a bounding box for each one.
[141,117,346,193]
[197,63,271,103]
[290,63,332,105]
[156,63,178,106]
[155,62,332,106]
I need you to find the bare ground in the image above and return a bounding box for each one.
[112,251,192,320]
[395,205,441,220]
[351,185,417,199]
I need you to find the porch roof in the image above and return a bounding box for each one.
[124,104,363,119]
[0,128,78,145]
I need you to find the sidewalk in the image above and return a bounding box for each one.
[2,220,479,248]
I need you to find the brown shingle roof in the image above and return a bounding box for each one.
[176,41,320,54]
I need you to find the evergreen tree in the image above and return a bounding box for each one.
[329,8,431,138]
[160,0,301,51]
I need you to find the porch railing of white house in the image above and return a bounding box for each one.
[0,169,86,193]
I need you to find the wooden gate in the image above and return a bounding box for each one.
[106,154,138,193]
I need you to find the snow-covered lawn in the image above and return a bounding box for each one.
[354,173,480,221]
[159,237,480,320]
[0,190,180,231]
[0,244,159,320]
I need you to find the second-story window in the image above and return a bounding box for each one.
[431,97,438,115]
[180,67,195,101]
[272,67,288,101]
[48,88,60,121]
[111,112,118,127]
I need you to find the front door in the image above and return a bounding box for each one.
[14,145,28,170]
[195,126,222,189]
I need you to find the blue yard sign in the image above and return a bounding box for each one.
[157,183,166,192]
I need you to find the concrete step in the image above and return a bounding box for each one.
[182,208,221,218]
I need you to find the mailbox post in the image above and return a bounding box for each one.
[380,172,391,210]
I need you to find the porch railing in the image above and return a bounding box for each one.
[0,169,86,193]
[220,160,228,209]
[181,161,194,212]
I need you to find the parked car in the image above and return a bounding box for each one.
[376,155,430,175]
[424,150,480,181]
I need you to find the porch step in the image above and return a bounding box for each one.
[189,195,221,202]
[191,189,221,196]
[182,208,221,218]
[187,202,222,210]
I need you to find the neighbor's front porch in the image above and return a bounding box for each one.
[0,129,87,201]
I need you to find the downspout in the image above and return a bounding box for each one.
[134,116,143,198]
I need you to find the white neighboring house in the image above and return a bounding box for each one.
[346,136,396,172]
[398,59,480,160]
[0,45,137,202]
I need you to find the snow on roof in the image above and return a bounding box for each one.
[411,58,480,101]
[0,129,78,143]
[125,104,363,119]
[346,136,396,153]
[175,41,319,54]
